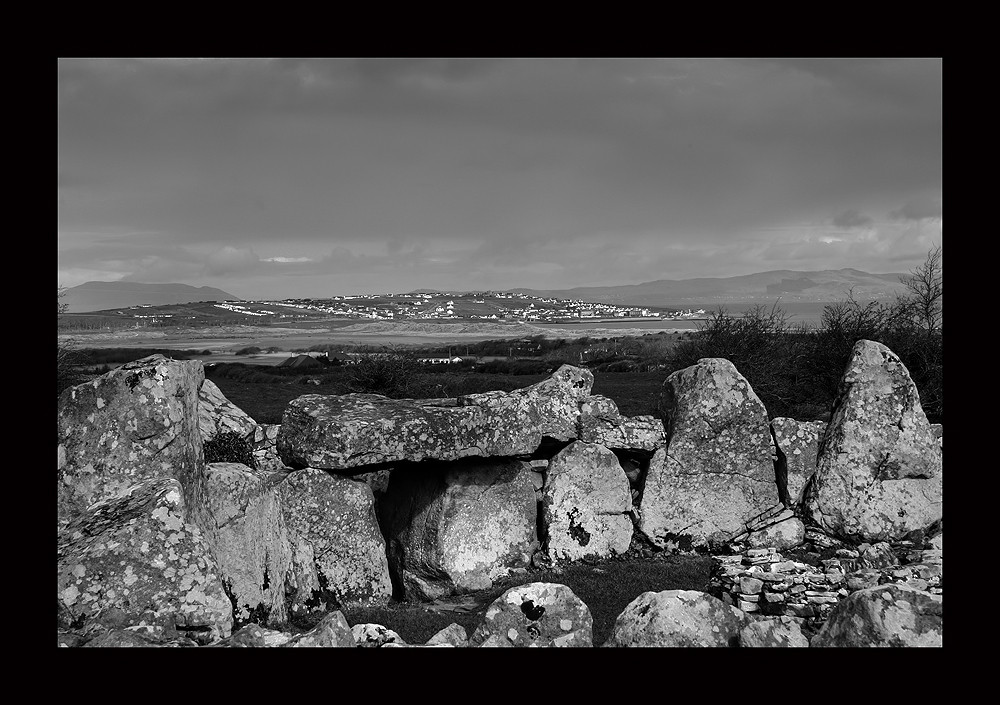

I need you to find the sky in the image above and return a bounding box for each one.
[58,58,942,300]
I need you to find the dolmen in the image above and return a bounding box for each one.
[57,337,942,646]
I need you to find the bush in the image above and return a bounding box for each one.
[234,346,263,356]
[203,431,256,469]
[347,350,420,397]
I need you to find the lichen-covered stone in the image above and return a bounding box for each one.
[380,458,537,601]
[804,340,942,543]
[639,359,779,549]
[276,365,594,470]
[198,379,258,443]
[469,582,593,647]
[604,589,748,647]
[200,462,303,627]
[58,355,205,528]
[57,478,233,643]
[770,418,826,508]
[739,616,809,647]
[746,516,806,551]
[542,442,632,563]
[280,468,392,608]
[811,583,942,647]
[352,623,406,647]
[578,395,666,451]
[283,611,355,647]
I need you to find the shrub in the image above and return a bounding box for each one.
[347,350,420,397]
[234,346,263,356]
[203,431,257,469]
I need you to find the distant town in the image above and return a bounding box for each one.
[121,291,707,324]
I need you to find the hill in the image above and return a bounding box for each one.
[509,268,910,307]
[60,281,241,313]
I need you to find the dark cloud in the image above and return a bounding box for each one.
[832,209,874,229]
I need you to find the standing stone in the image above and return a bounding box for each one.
[804,340,942,543]
[57,478,233,643]
[604,590,748,647]
[58,355,205,528]
[280,468,392,608]
[200,462,301,628]
[811,584,942,647]
[770,418,826,508]
[468,582,593,647]
[639,359,780,549]
[542,441,633,563]
[380,458,537,601]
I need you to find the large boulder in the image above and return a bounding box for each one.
[739,616,809,647]
[58,355,205,528]
[57,478,233,643]
[280,468,393,609]
[468,582,593,647]
[276,365,593,470]
[578,395,666,451]
[770,418,826,508]
[542,441,633,563]
[639,359,780,549]
[811,583,942,647]
[804,340,942,543]
[604,589,747,647]
[380,458,537,601]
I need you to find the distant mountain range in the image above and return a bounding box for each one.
[60,268,911,314]
[59,281,240,314]
[506,268,911,307]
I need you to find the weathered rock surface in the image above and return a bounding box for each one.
[811,583,942,647]
[352,623,406,647]
[469,582,593,647]
[604,589,747,647]
[57,478,233,643]
[276,365,594,470]
[248,423,286,472]
[542,441,633,563]
[380,458,537,601]
[578,395,666,451]
[199,379,258,442]
[770,418,826,508]
[200,462,301,627]
[58,354,205,528]
[740,616,809,647]
[804,340,942,543]
[639,359,779,549]
[280,468,393,608]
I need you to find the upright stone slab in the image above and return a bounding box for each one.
[639,358,780,549]
[380,458,537,601]
[542,441,633,563]
[770,418,826,508]
[804,340,942,543]
[280,468,393,609]
[200,462,302,627]
[276,365,593,470]
[57,478,233,643]
[58,355,205,528]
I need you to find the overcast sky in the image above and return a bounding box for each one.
[58,58,942,300]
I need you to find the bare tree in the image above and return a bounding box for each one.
[902,245,943,330]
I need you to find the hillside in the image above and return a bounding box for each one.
[509,268,910,307]
[60,281,240,313]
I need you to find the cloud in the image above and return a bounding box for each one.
[832,209,874,229]
[204,246,261,275]
[889,194,943,221]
